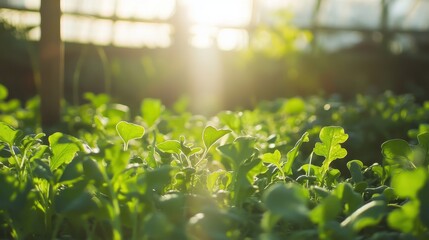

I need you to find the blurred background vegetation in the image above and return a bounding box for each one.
[1,0,429,115]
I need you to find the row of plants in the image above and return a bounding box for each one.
[0,83,429,239]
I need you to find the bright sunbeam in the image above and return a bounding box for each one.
[180,0,253,113]
[183,0,252,50]
[184,0,252,27]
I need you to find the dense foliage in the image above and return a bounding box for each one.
[1,83,429,240]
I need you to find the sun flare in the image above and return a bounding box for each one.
[183,0,252,50]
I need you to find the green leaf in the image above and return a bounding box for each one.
[142,212,174,238]
[341,200,386,232]
[157,140,182,154]
[334,182,364,215]
[217,137,257,169]
[32,159,54,181]
[54,183,99,215]
[417,132,429,166]
[391,168,427,199]
[218,111,241,132]
[234,157,261,206]
[116,121,145,151]
[314,126,348,174]
[83,92,110,108]
[82,157,104,186]
[418,181,429,228]
[0,84,8,100]
[263,183,309,222]
[106,144,131,176]
[284,132,309,175]
[207,170,226,193]
[0,122,22,146]
[59,156,85,184]
[49,132,80,171]
[261,150,281,167]
[145,166,173,193]
[203,126,231,150]
[281,97,305,114]
[388,201,420,233]
[141,98,165,128]
[381,139,413,168]
[310,195,342,224]
[347,160,364,183]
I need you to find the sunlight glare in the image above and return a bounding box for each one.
[116,0,175,20]
[113,21,171,48]
[184,0,252,50]
[190,25,216,48]
[217,29,248,51]
[184,0,252,27]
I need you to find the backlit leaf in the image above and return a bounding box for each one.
[49,132,80,171]
[284,132,309,175]
[314,126,348,174]
[261,150,281,167]
[390,168,427,199]
[105,144,131,176]
[381,139,412,168]
[0,122,22,146]
[116,121,145,151]
[388,201,420,233]
[281,97,305,115]
[334,182,364,215]
[217,137,257,169]
[310,194,341,224]
[157,140,182,154]
[203,126,231,151]
[141,98,164,128]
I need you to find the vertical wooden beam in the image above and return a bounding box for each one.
[39,0,63,128]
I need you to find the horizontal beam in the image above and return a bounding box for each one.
[1,5,429,37]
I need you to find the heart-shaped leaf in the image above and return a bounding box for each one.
[116,121,145,150]
[0,122,22,146]
[203,126,231,151]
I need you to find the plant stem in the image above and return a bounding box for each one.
[307,151,314,189]
[102,168,122,240]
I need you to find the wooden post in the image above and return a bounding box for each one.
[39,0,63,128]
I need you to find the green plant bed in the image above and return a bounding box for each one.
[0,83,429,239]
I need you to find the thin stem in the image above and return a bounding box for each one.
[102,166,122,240]
[307,151,314,189]
[51,215,63,240]
[9,144,25,180]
